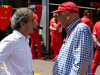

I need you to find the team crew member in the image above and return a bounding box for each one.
[91,21,100,75]
[52,1,93,75]
[49,13,62,61]
[30,9,46,59]
[50,13,57,54]
[0,8,34,75]
[81,10,94,30]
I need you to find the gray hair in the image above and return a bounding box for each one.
[11,8,33,30]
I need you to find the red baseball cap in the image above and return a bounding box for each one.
[52,1,80,13]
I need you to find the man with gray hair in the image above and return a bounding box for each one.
[0,8,35,75]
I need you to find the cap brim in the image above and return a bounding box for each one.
[51,10,61,13]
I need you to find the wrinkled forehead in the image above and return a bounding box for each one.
[58,11,69,15]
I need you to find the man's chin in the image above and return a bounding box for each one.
[61,25,65,28]
[29,31,33,34]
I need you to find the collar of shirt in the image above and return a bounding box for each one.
[66,18,80,36]
[83,16,88,19]
[13,30,30,41]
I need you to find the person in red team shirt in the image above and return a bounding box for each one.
[81,10,94,31]
[30,9,46,59]
[49,13,62,61]
[91,21,100,75]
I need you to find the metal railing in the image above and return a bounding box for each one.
[49,3,100,10]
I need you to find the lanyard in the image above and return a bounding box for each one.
[64,20,81,44]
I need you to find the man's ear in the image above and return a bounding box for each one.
[20,22,25,28]
[66,12,71,20]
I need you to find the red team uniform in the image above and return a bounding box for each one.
[91,21,100,75]
[50,17,62,61]
[81,16,94,29]
[30,12,44,59]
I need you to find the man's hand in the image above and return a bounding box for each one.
[93,35,100,48]
[98,46,100,50]
[53,23,58,28]
[56,26,60,30]
[32,71,34,75]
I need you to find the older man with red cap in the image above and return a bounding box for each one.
[52,1,93,75]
